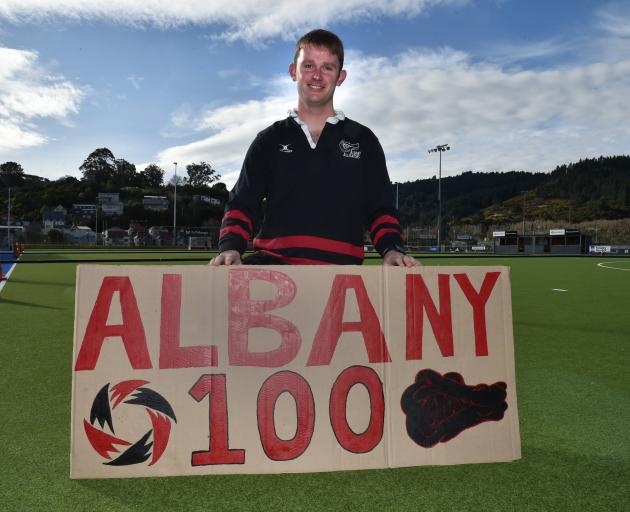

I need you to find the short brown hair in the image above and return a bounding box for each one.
[294,29,344,70]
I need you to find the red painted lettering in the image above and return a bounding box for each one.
[329,366,384,453]
[454,272,501,356]
[74,276,151,370]
[406,274,453,360]
[189,374,245,465]
[307,275,391,366]
[159,274,217,369]
[228,269,301,367]
[257,371,315,461]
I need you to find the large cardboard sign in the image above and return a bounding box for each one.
[70,265,520,479]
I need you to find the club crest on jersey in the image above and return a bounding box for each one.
[279,143,293,153]
[339,139,361,159]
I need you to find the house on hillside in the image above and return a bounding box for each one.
[42,205,67,233]
[98,192,124,216]
[72,204,97,220]
[143,195,169,211]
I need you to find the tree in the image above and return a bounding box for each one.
[114,158,138,188]
[139,164,165,188]
[186,162,220,188]
[0,161,25,186]
[168,174,187,187]
[79,148,116,185]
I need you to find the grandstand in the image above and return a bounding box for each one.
[493,228,591,254]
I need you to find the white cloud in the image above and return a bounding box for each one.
[479,39,575,66]
[0,121,46,152]
[591,2,630,62]
[0,0,463,43]
[342,49,630,181]
[154,46,630,188]
[0,46,85,153]
[597,2,630,38]
[156,96,290,182]
[169,104,193,128]
[127,74,144,89]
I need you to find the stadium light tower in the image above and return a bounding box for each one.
[6,187,11,250]
[173,162,178,245]
[428,144,450,251]
[521,190,527,236]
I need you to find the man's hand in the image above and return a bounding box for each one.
[383,250,421,267]
[210,250,242,266]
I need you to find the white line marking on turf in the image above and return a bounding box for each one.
[597,261,630,272]
[552,288,568,292]
[0,262,17,294]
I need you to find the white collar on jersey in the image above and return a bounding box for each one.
[288,109,345,149]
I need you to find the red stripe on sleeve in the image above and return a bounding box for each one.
[220,225,250,241]
[369,215,400,234]
[372,228,401,246]
[223,210,253,233]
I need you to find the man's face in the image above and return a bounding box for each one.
[289,44,346,110]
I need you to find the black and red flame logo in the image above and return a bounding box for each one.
[83,380,177,466]
[401,369,507,448]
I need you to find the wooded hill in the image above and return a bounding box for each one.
[396,155,630,228]
[1,151,629,232]
[0,148,227,230]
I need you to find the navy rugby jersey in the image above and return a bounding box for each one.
[218,115,404,264]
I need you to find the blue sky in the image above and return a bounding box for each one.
[1,0,629,188]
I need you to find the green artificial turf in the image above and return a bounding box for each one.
[1,252,629,511]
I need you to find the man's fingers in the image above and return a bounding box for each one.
[403,255,422,267]
[210,251,242,266]
[224,253,242,265]
[383,250,421,267]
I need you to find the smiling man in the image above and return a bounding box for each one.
[212,29,418,266]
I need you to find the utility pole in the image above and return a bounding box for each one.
[173,162,178,246]
[7,187,11,250]
[521,190,526,236]
[428,144,450,251]
[95,204,99,245]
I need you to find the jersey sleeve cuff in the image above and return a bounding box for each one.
[375,233,406,257]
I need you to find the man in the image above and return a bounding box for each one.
[212,29,419,267]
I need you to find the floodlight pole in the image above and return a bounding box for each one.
[521,190,526,236]
[428,144,450,252]
[173,162,178,246]
[7,187,11,250]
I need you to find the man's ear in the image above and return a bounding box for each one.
[336,69,347,86]
[289,63,297,81]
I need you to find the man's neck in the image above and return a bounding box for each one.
[296,102,335,125]
[295,104,336,144]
